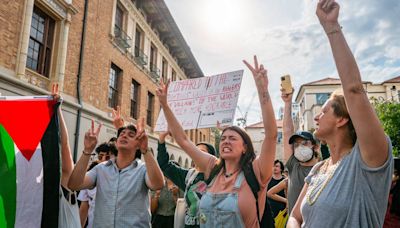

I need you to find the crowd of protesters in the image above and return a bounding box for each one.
[44,1,397,227]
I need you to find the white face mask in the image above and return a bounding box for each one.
[294,145,314,162]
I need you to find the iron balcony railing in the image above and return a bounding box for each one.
[114,25,132,49]
[149,63,160,82]
[134,45,148,66]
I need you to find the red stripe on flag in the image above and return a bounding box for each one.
[0,100,56,161]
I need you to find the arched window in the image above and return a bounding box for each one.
[184,158,189,168]
[178,157,182,166]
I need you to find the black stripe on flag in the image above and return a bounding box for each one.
[41,103,60,228]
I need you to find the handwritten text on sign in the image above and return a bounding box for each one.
[155,70,243,131]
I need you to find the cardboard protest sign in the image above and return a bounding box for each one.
[155,70,243,131]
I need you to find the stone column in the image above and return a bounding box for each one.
[54,15,71,91]
[15,0,35,81]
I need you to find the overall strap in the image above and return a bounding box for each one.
[233,172,245,189]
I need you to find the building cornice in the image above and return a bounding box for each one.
[120,0,193,80]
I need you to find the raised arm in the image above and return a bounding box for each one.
[68,120,101,191]
[52,84,74,188]
[157,131,189,190]
[243,56,278,183]
[156,80,214,172]
[59,107,74,188]
[281,89,295,163]
[317,0,388,167]
[135,118,164,191]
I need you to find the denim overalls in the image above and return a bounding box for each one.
[198,172,246,228]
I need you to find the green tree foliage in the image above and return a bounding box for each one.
[372,99,400,157]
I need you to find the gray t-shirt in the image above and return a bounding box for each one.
[286,155,313,214]
[151,184,176,216]
[301,138,393,228]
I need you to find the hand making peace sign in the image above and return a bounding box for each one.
[243,55,269,93]
[84,119,102,153]
[112,106,124,129]
[156,78,170,106]
[135,118,149,152]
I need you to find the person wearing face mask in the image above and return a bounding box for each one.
[290,133,318,163]
[281,89,320,214]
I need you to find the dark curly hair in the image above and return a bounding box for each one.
[95,142,118,156]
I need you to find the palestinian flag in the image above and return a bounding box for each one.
[0,96,60,228]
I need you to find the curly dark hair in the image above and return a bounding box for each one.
[95,142,118,156]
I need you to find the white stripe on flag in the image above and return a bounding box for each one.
[15,143,44,228]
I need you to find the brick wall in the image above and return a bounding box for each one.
[0,0,24,72]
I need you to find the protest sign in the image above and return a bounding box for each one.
[155,70,243,131]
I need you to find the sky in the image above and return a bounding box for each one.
[164,0,400,125]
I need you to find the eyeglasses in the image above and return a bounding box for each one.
[293,140,312,148]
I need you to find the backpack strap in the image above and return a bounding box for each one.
[243,164,261,226]
[205,164,222,185]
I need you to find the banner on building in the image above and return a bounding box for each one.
[155,70,243,131]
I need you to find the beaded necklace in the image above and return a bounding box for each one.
[224,167,240,178]
[306,157,343,205]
